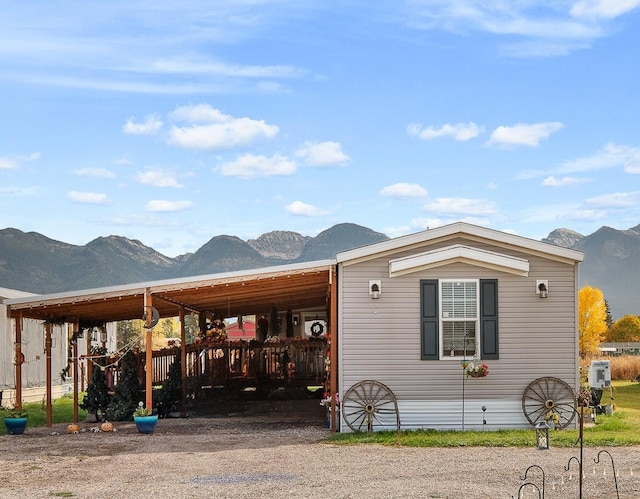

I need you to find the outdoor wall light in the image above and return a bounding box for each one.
[536,280,549,299]
[369,280,381,299]
[293,315,299,326]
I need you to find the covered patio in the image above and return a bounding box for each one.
[5,260,339,428]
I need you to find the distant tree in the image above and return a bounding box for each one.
[184,313,199,344]
[604,299,613,329]
[159,317,175,338]
[117,319,144,350]
[607,315,640,342]
[578,286,608,358]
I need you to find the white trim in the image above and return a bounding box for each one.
[389,244,530,277]
[337,221,583,266]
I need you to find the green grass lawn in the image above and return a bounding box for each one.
[327,381,640,448]
[0,394,87,435]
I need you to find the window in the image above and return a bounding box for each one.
[441,280,478,358]
[421,278,498,361]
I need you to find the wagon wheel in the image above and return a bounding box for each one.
[341,380,400,432]
[522,376,577,430]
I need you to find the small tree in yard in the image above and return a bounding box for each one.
[158,354,183,416]
[80,347,111,421]
[105,350,142,421]
[578,286,608,358]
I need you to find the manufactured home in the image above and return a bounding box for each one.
[4,223,583,431]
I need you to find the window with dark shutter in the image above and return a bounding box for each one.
[420,279,439,360]
[480,279,499,360]
[420,278,499,360]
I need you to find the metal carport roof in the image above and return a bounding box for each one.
[5,260,336,325]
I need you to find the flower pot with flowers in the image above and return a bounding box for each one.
[545,410,560,430]
[465,362,490,378]
[2,406,28,435]
[133,402,158,434]
[320,393,340,428]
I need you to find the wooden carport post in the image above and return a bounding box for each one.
[14,312,23,410]
[144,289,154,411]
[179,306,187,417]
[72,320,79,424]
[329,267,338,432]
[45,321,53,427]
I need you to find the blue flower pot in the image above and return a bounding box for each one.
[133,415,158,434]
[4,417,28,435]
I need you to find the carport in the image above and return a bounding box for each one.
[5,260,339,428]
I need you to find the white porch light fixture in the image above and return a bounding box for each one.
[536,280,548,299]
[369,280,381,299]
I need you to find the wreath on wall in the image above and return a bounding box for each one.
[310,321,325,337]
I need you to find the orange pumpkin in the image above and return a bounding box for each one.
[67,423,80,434]
[100,421,114,432]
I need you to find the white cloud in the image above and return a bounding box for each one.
[73,167,116,179]
[168,107,279,150]
[403,1,628,57]
[423,197,497,215]
[542,176,591,187]
[285,201,328,217]
[169,103,231,123]
[380,183,428,198]
[570,0,640,19]
[557,142,639,174]
[123,114,164,135]
[623,153,640,174]
[145,200,193,212]
[586,191,640,207]
[219,154,296,178]
[0,152,40,169]
[487,122,565,147]
[295,141,349,166]
[0,157,19,169]
[407,122,482,141]
[67,190,109,204]
[136,168,183,188]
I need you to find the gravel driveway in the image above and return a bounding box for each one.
[1,401,639,498]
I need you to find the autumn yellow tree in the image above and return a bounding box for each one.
[578,286,608,358]
[607,314,640,342]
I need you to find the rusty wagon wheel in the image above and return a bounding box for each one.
[522,376,577,430]
[341,380,400,432]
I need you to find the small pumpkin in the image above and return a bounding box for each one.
[100,421,114,432]
[67,423,80,434]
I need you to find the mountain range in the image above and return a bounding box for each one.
[1,222,638,319]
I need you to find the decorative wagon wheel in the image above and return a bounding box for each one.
[522,376,577,430]
[341,380,400,432]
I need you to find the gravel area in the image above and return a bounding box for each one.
[1,400,639,498]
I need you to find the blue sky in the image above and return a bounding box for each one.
[1,1,639,257]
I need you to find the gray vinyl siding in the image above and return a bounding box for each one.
[337,237,579,430]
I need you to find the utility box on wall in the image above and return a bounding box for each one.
[588,360,611,388]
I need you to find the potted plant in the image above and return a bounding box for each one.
[133,402,158,434]
[2,406,28,435]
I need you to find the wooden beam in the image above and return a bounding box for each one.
[329,268,338,432]
[179,306,187,417]
[144,289,153,411]
[15,312,23,410]
[45,322,52,427]
[72,320,79,424]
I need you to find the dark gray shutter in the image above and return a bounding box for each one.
[421,279,439,360]
[480,279,499,360]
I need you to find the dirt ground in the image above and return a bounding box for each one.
[1,399,639,498]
